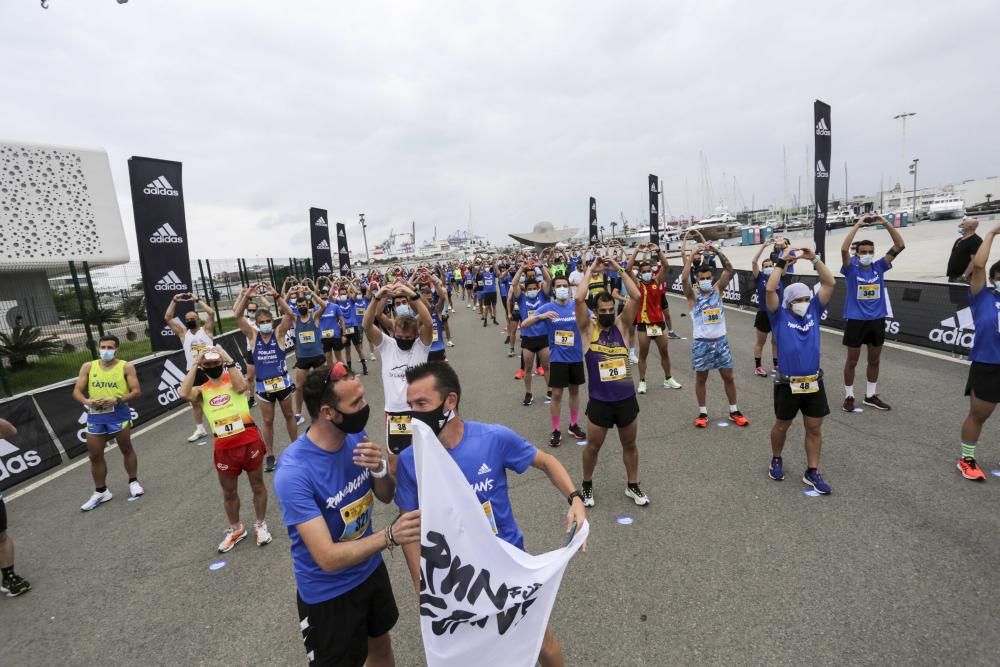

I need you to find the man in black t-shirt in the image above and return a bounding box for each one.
[947,218,982,283]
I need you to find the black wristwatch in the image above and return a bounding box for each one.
[567,490,584,505]
[409,295,420,301]
[774,258,787,269]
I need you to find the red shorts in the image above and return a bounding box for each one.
[214,438,265,476]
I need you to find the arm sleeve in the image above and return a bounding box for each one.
[274,466,322,528]
[877,258,892,273]
[499,426,539,474]
[393,451,419,511]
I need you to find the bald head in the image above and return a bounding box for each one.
[962,217,979,234]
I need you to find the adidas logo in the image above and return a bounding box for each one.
[316,239,330,250]
[0,438,42,482]
[318,262,332,274]
[650,203,657,214]
[590,234,598,242]
[143,176,180,197]
[591,202,597,210]
[650,181,658,193]
[338,228,346,238]
[341,263,350,272]
[477,463,492,475]
[816,118,831,136]
[670,274,684,292]
[930,307,975,348]
[149,223,184,244]
[816,160,829,178]
[722,274,741,302]
[154,271,188,292]
[160,325,176,337]
[157,359,187,406]
[314,216,328,227]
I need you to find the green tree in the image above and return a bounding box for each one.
[0,326,63,371]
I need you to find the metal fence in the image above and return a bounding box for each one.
[0,256,315,397]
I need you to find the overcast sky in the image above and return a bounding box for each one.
[2,0,997,261]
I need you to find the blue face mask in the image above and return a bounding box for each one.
[99,349,115,362]
[640,272,653,282]
[258,322,273,334]
[525,289,539,299]
[395,304,411,317]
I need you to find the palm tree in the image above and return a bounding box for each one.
[0,326,63,371]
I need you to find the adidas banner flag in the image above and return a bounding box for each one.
[310,207,334,280]
[648,174,660,245]
[412,421,588,666]
[0,396,61,492]
[589,197,598,244]
[814,100,831,261]
[336,221,351,276]
[128,156,194,352]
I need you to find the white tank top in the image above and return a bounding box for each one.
[692,290,727,340]
[182,327,214,369]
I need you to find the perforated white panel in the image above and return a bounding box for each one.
[0,140,128,265]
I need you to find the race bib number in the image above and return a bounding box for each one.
[527,310,536,318]
[555,330,575,346]
[298,330,316,344]
[599,358,627,381]
[857,284,881,300]
[88,402,114,415]
[790,374,819,395]
[213,414,246,438]
[356,308,365,317]
[263,376,286,393]
[339,490,374,541]
[481,500,499,535]
[432,329,440,342]
[345,327,355,335]
[703,307,722,325]
[191,343,208,353]
[390,414,413,436]
[484,279,493,286]
[321,329,336,339]
[646,324,663,337]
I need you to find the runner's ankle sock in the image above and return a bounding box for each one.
[255,519,266,528]
[128,477,137,483]
[866,381,877,397]
[754,357,762,368]
[806,467,818,475]
[844,386,855,399]
[698,406,707,416]
[551,415,560,431]
[1,566,13,579]
[96,486,107,493]
[772,357,778,368]
[570,408,579,424]
[582,480,592,488]
[961,440,976,459]
[729,404,738,413]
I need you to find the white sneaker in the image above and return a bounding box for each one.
[295,414,305,426]
[255,521,273,546]
[637,380,647,394]
[663,377,682,390]
[186,426,207,442]
[447,340,455,347]
[368,353,376,361]
[625,484,650,506]
[81,489,113,511]
[128,481,144,497]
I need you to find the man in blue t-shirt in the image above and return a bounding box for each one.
[394,362,586,667]
[751,239,781,376]
[839,215,906,413]
[274,363,421,666]
[510,263,551,406]
[765,247,836,495]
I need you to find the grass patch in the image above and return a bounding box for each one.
[3,338,154,397]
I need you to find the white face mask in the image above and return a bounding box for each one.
[525,289,539,299]
[762,268,773,276]
[99,349,116,362]
[858,254,874,267]
[554,286,570,301]
[640,272,653,282]
[993,281,1000,292]
[958,226,965,235]
[698,279,714,292]
[790,301,810,318]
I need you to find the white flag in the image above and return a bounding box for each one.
[413,421,588,667]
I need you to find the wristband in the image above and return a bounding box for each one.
[774,258,787,269]
[810,257,820,267]
[370,457,389,478]
[567,490,584,505]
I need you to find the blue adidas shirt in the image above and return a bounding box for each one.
[534,299,584,363]
[969,287,1000,364]
[755,272,783,313]
[394,421,537,550]
[518,291,550,338]
[318,302,343,339]
[768,297,823,377]
[842,257,891,320]
[274,430,380,604]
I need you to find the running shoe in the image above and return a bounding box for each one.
[863,395,891,411]
[128,481,144,498]
[218,524,248,553]
[842,396,856,412]
[629,350,639,364]
[81,489,113,511]
[186,426,207,442]
[483,319,487,328]
[663,377,682,390]
[514,368,525,380]
[361,362,368,376]
[549,430,562,447]
[957,457,986,481]
[802,469,831,495]
[581,482,595,507]
[447,340,455,347]
[1,573,31,597]
[638,380,648,394]
[694,414,709,428]
[264,455,276,473]
[625,483,650,506]
[507,348,515,358]
[768,457,784,481]
[544,390,552,405]
[255,521,273,547]
[523,392,533,406]
[729,411,749,427]
[754,366,768,377]
[295,414,305,426]
[535,366,545,377]
[568,423,586,441]
[668,330,683,340]
[248,395,256,408]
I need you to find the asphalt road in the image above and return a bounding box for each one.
[2,294,999,666]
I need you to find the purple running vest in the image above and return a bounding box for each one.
[585,324,635,401]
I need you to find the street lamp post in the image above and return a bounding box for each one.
[610,220,618,239]
[359,213,370,263]
[908,158,919,223]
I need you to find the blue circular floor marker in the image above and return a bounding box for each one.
[852,408,864,413]
[576,440,587,447]
[127,495,141,502]
[715,421,729,428]
[616,515,633,525]
[991,469,1000,478]
[803,489,822,497]
[197,439,207,447]
[209,560,227,571]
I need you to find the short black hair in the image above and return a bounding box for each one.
[855,239,875,252]
[405,361,462,408]
[302,365,356,419]
[594,291,615,308]
[990,260,1000,280]
[695,264,714,276]
[99,334,119,348]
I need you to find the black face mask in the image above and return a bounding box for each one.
[204,365,224,380]
[185,319,198,330]
[333,404,370,434]
[298,306,309,315]
[597,313,616,329]
[412,401,452,436]
[396,337,416,351]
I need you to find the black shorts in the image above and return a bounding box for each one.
[346,329,363,346]
[636,321,666,334]
[323,337,349,353]
[427,349,446,363]
[464,281,473,289]
[965,361,1000,403]
[754,310,772,333]
[297,561,399,667]
[295,355,326,370]
[586,395,640,430]
[773,379,831,420]
[521,335,548,353]
[385,411,413,455]
[842,318,885,348]
[482,292,497,306]
[511,309,521,322]
[256,384,296,403]
[548,361,585,388]
[0,497,7,533]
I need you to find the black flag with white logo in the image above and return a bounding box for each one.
[336,222,351,276]
[310,207,334,280]
[589,197,599,244]
[0,396,61,491]
[648,174,660,245]
[814,100,831,260]
[128,156,193,352]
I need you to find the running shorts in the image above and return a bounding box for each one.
[842,318,885,348]
[214,437,265,477]
[257,385,296,403]
[637,321,666,334]
[548,361,585,388]
[0,498,7,533]
[754,310,772,333]
[773,380,830,420]
[427,349,446,363]
[965,361,1000,404]
[520,335,549,353]
[586,395,640,430]
[692,337,734,371]
[482,292,497,307]
[385,411,413,455]
[295,354,327,370]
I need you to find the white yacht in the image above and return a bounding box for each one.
[928,196,965,220]
[689,207,741,240]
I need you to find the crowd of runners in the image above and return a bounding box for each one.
[3,214,999,665]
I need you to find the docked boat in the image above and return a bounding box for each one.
[928,196,965,220]
[688,207,742,240]
[826,209,855,229]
